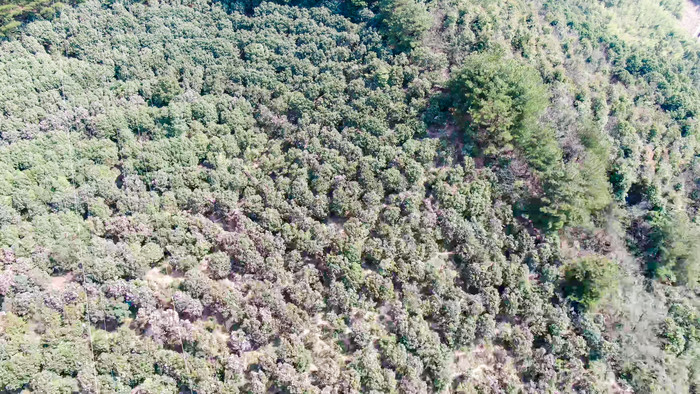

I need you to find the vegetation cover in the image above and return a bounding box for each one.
[0,0,699,392]
[0,0,79,36]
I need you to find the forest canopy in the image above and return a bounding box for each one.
[0,0,699,392]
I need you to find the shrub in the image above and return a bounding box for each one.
[448,53,558,172]
[379,0,433,51]
[563,256,619,310]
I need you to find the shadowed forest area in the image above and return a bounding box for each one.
[0,0,699,392]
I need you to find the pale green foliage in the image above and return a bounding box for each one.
[0,0,698,392]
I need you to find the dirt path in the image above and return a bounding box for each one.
[680,0,700,38]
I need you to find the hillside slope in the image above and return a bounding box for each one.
[0,0,699,392]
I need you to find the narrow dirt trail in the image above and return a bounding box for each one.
[681,0,700,38]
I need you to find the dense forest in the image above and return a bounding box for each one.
[0,0,699,392]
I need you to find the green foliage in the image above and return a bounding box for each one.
[535,156,612,231]
[448,53,556,168]
[205,251,231,279]
[631,210,700,285]
[379,0,432,51]
[0,0,698,392]
[563,256,619,310]
[0,0,79,36]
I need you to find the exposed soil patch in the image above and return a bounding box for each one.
[48,273,73,291]
[144,266,178,289]
[680,0,700,38]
